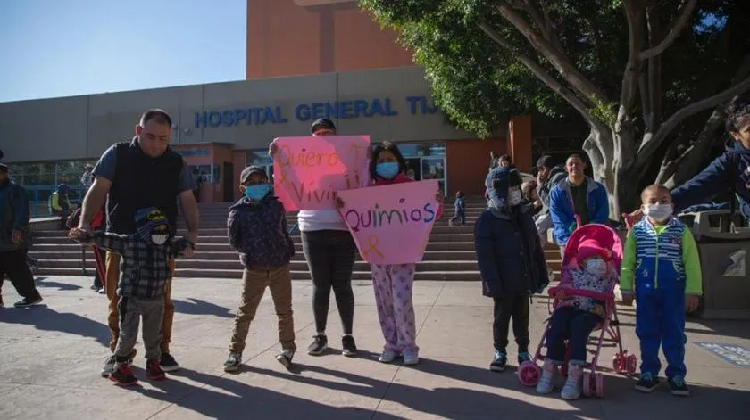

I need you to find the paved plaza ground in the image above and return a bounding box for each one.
[0,277,748,419]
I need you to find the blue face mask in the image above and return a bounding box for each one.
[376,162,399,179]
[244,184,272,201]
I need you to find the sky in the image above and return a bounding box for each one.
[0,0,246,103]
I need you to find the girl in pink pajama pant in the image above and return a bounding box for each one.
[364,142,443,366]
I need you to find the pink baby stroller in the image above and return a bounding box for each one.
[517,224,638,397]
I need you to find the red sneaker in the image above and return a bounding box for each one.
[146,358,166,381]
[109,363,137,386]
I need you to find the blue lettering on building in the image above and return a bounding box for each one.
[194,96,437,129]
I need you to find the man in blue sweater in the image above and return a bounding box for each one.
[548,154,610,252]
[671,99,750,217]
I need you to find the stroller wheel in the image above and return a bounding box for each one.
[518,361,540,386]
[612,354,624,373]
[626,354,638,375]
[595,373,605,398]
[582,372,591,397]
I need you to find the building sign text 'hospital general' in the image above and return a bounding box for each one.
[194,96,439,129]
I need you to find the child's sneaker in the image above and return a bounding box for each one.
[276,349,294,367]
[109,363,137,386]
[403,349,420,366]
[146,359,166,381]
[517,351,532,365]
[102,349,137,377]
[307,334,328,356]
[634,372,660,393]
[341,335,357,357]
[536,359,558,394]
[668,375,690,396]
[561,364,583,400]
[379,349,398,363]
[490,350,507,372]
[223,352,242,372]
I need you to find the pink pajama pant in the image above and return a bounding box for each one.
[371,263,418,353]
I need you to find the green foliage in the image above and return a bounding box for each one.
[360,0,747,144]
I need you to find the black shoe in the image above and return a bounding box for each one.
[490,350,507,372]
[13,296,43,308]
[307,334,328,356]
[341,335,357,357]
[160,353,180,372]
[668,376,690,396]
[634,373,660,393]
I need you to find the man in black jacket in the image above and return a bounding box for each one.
[0,164,43,308]
[78,109,198,376]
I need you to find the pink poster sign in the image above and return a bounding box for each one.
[272,136,371,210]
[337,179,440,265]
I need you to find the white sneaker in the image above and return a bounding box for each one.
[101,355,116,377]
[536,360,558,394]
[403,349,420,366]
[379,349,398,363]
[276,349,294,367]
[561,364,583,400]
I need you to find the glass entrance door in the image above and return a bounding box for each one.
[421,157,447,196]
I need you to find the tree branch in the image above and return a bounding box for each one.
[637,74,750,159]
[639,0,697,60]
[495,2,609,105]
[520,0,564,54]
[478,21,594,120]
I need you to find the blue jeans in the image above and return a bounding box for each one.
[545,306,601,365]
[636,287,687,378]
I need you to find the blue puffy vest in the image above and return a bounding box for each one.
[632,218,687,290]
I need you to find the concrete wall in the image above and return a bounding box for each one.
[1,67,475,162]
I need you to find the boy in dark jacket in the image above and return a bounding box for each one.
[449,191,466,226]
[224,166,296,372]
[475,167,549,372]
[70,208,193,386]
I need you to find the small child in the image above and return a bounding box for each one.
[621,185,702,396]
[337,141,443,366]
[536,239,617,400]
[224,166,296,372]
[70,208,193,386]
[449,191,465,227]
[475,167,549,372]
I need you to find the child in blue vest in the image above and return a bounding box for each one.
[621,185,702,396]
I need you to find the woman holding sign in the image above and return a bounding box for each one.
[338,142,444,366]
[272,118,359,357]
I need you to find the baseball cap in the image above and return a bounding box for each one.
[240,166,268,184]
[311,118,336,134]
[536,155,555,169]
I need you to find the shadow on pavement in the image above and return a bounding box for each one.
[243,359,750,418]
[172,298,234,318]
[135,368,398,420]
[0,306,110,347]
[34,276,83,291]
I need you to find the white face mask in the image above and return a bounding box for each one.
[643,203,673,221]
[585,259,608,277]
[508,190,523,206]
[151,234,169,245]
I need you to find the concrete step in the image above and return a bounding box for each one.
[35,267,560,281]
[29,241,486,252]
[37,258,485,272]
[34,267,491,281]
[33,225,477,237]
[31,233,478,244]
[29,249,479,261]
